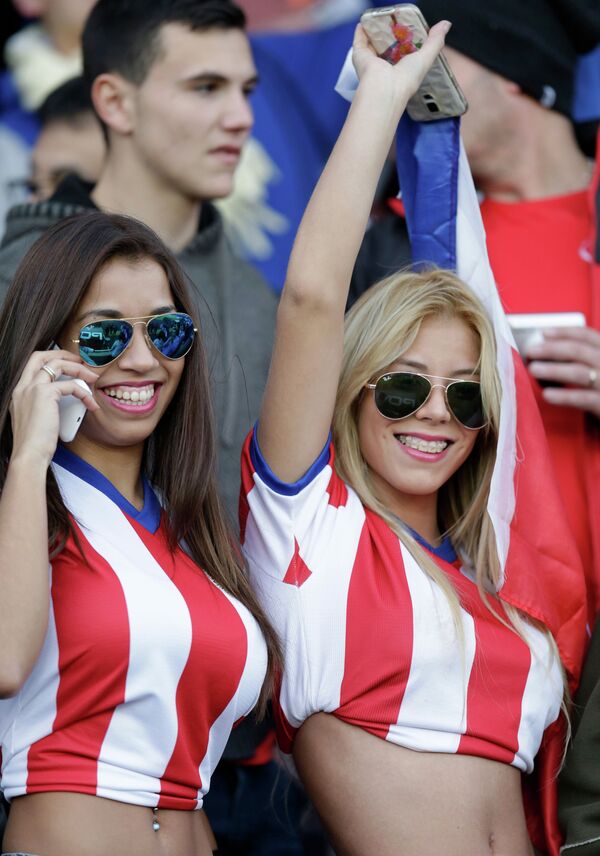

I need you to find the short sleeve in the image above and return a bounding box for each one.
[239,427,358,743]
[240,426,348,584]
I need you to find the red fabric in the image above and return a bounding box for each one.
[238,730,276,766]
[26,527,130,795]
[478,185,598,856]
[387,196,406,218]
[131,519,248,810]
[500,354,587,682]
[481,191,598,620]
[338,515,414,740]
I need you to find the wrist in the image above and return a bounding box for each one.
[9,448,52,477]
[356,67,412,116]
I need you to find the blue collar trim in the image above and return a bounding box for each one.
[407,526,457,563]
[53,444,161,534]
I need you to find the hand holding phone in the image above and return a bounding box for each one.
[508,312,586,359]
[360,4,467,121]
[525,324,600,419]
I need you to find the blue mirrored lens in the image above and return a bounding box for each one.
[147,313,195,359]
[79,320,132,366]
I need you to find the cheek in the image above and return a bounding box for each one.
[452,429,480,471]
[164,360,185,400]
[357,394,384,466]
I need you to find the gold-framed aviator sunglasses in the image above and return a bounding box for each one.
[72,312,197,368]
[365,371,486,430]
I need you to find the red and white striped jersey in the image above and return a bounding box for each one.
[0,446,267,810]
[241,430,563,773]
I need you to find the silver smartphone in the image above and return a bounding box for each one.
[360,4,468,122]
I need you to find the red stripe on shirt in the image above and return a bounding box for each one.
[338,510,413,739]
[26,524,130,794]
[452,564,530,764]
[130,519,248,810]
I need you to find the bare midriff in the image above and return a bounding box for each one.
[293,713,535,856]
[3,792,215,856]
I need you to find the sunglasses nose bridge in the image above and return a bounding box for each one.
[133,319,154,352]
[415,381,452,421]
[119,319,158,364]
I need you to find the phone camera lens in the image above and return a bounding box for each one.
[423,93,440,113]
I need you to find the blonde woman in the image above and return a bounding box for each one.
[239,20,583,856]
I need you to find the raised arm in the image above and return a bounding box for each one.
[258,22,450,481]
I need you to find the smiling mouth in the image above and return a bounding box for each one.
[102,383,155,405]
[395,434,450,454]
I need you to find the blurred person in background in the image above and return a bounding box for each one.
[29,75,105,201]
[0,0,97,230]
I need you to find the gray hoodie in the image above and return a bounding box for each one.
[0,175,278,523]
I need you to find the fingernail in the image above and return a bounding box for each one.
[440,20,452,34]
[542,388,561,402]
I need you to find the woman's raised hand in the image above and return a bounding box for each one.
[9,349,99,467]
[352,19,451,100]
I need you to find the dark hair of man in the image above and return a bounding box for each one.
[0,211,279,710]
[82,0,246,89]
[38,76,97,130]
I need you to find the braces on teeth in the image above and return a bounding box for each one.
[397,435,448,453]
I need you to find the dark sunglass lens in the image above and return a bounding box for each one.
[447,382,485,428]
[374,373,431,419]
[147,313,195,359]
[79,320,132,366]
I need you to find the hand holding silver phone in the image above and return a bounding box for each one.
[360,4,467,122]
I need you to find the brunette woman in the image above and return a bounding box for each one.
[0,211,278,856]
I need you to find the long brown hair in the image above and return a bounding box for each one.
[0,211,279,708]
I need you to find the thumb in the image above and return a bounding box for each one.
[420,20,451,59]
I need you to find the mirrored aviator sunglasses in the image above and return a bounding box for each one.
[73,312,197,368]
[365,371,486,430]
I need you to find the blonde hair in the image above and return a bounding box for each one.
[333,268,501,615]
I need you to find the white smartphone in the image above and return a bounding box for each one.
[57,376,92,443]
[507,312,586,358]
[360,4,468,122]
